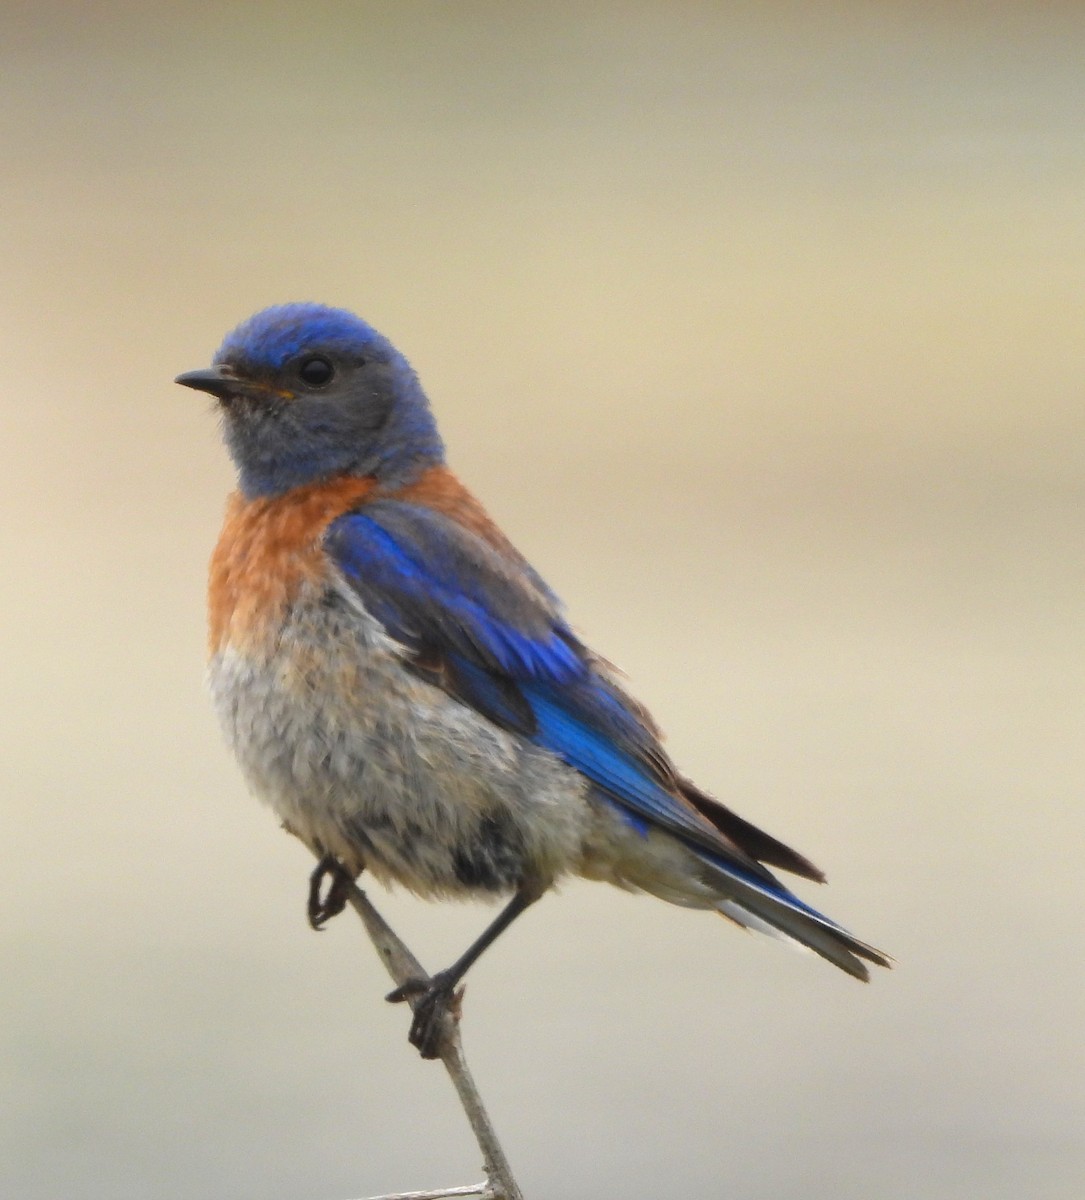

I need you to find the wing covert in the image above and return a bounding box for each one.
[326,499,790,890]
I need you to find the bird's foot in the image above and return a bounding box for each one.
[307,854,356,930]
[386,969,465,1059]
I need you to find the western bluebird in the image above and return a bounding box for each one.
[177,303,889,1057]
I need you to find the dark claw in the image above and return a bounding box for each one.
[385,970,464,1058]
[385,976,429,1003]
[307,854,356,930]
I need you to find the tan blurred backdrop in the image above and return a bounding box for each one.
[2,3,1083,1198]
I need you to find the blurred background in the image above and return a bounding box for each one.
[2,3,1082,1198]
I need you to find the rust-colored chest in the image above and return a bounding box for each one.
[207,476,377,656]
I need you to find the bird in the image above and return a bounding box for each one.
[177,302,890,1057]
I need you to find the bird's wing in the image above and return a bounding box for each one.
[327,501,799,887]
[326,500,891,977]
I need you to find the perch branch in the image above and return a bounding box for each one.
[337,876,525,1200]
[348,1185,491,1200]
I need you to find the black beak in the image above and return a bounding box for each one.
[174,366,241,401]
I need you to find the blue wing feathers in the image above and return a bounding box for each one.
[328,511,582,681]
[524,684,828,910]
[326,501,846,929]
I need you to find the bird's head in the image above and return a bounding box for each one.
[176,303,444,497]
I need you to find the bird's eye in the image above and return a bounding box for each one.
[298,356,335,387]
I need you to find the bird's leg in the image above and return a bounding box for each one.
[387,882,544,1058]
[307,853,360,930]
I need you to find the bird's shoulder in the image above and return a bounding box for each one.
[324,465,579,687]
[389,465,527,563]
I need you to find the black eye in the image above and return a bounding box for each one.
[298,356,335,387]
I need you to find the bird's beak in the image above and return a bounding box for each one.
[175,365,293,404]
[174,366,243,401]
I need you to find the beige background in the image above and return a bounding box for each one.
[3,4,1082,1198]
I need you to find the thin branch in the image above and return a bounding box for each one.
[339,878,525,1200]
[348,1185,492,1200]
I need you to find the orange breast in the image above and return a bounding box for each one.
[208,476,377,656]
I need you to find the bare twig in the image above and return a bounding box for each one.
[348,1185,491,1200]
[339,878,525,1200]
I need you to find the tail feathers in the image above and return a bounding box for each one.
[680,781,826,882]
[706,859,891,981]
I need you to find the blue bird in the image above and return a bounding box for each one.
[177,303,889,1057]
